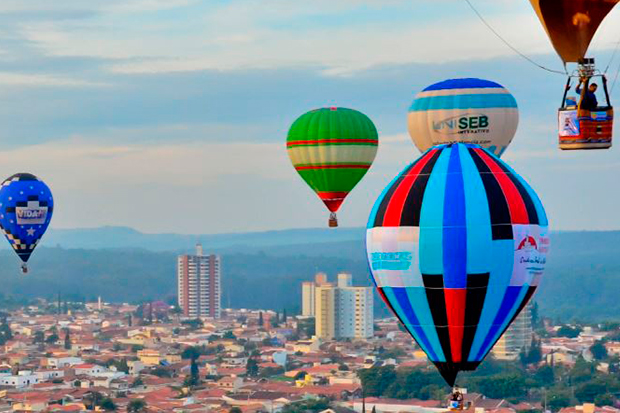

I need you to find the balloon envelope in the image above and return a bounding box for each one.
[408,79,518,157]
[0,173,53,264]
[530,0,619,63]
[287,107,378,214]
[366,143,548,386]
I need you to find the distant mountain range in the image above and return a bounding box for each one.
[42,226,365,253]
[0,226,618,322]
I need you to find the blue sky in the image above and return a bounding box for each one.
[0,0,619,233]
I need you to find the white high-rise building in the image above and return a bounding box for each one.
[301,282,316,316]
[337,273,352,288]
[492,301,533,360]
[177,244,221,318]
[305,272,373,340]
[335,286,373,339]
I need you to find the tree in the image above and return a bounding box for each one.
[150,367,173,378]
[557,325,582,338]
[45,333,59,344]
[570,356,597,384]
[294,371,307,380]
[182,346,202,360]
[521,337,542,366]
[531,301,540,328]
[131,377,144,388]
[113,358,129,374]
[189,357,200,386]
[33,331,44,344]
[281,398,330,413]
[100,398,116,411]
[590,340,608,360]
[147,303,153,325]
[547,389,571,410]
[128,399,147,412]
[84,392,104,410]
[534,365,554,385]
[575,380,609,403]
[64,330,71,350]
[246,358,259,377]
[181,318,203,330]
[0,319,12,345]
[258,312,264,327]
[223,331,236,340]
[297,318,315,338]
[472,373,527,399]
[230,408,242,413]
[595,393,615,406]
[358,366,398,397]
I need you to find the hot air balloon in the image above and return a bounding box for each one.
[530,0,618,149]
[366,143,549,387]
[0,173,54,273]
[408,78,519,157]
[287,107,378,227]
[530,0,618,64]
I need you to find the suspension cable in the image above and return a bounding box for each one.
[604,36,620,74]
[611,58,620,93]
[462,0,568,75]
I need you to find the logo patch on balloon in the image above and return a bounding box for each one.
[16,206,48,225]
[432,113,490,135]
[370,252,413,271]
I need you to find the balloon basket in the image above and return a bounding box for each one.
[21,263,28,274]
[328,213,338,228]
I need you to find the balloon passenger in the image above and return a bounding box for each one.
[449,390,464,410]
[576,79,598,111]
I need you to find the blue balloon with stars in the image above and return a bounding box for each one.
[0,173,53,273]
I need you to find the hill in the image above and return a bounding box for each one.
[42,226,364,252]
[0,228,618,322]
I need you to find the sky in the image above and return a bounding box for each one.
[0,0,620,234]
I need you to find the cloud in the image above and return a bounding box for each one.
[0,72,107,87]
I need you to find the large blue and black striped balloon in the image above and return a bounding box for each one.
[366,143,549,386]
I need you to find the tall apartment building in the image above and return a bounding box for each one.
[492,301,533,360]
[304,272,373,340]
[301,282,316,316]
[177,244,221,319]
[301,272,330,316]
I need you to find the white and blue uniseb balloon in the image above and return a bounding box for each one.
[408,78,519,157]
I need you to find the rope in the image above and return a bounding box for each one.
[603,36,620,74]
[462,0,568,75]
[611,58,620,93]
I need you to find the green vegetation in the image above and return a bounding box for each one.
[590,340,608,360]
[281,397,331,413]
[246,357,259,377]
[0,230,616,321]
[557,325,582,338]
[128,399,147,412]
[297,318,315,338]
[0,319,12,345]
[100,398,116,411]
[358,353,620,406]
